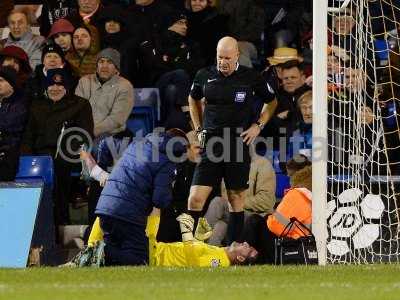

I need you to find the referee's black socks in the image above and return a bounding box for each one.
[227,211,244,244]
[187,210,202,232]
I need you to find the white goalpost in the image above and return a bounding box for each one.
[313,0,400,264]
[312,0,329,265]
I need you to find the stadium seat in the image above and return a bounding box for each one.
[374,39,389,63]
[275,174,291,199]
[15,155,54,188]
[126,109,153,136]
[134,88,161,128]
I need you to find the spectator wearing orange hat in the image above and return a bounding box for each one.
[48,19,75,54]
[0,45,32,88]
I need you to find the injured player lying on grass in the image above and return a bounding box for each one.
[64,209,258,268]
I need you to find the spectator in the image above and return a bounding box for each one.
[126,0,177,41]
[218,0,265,67]
[21,68,93,225]
[26,43,76,103]
[186,0,228,65]
[66,24,100,77]
[205,152,276,246]
[38,0,78,37]
[68,0,105,30]
[0,0,14,28]
[264,47,303,95]
[48,19,75,54]
[121,0,179,86]
[0,46,32,88]
[0,67,28,181]
[289,90,312,158]
[97,5,129,51]
[263,0,312,56]
[265,60,309,143]
[75,48,134,138]
[0,9,45,70]
[137,13,205,128]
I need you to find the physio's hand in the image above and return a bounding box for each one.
[80,150,97,172]
[240,123,261,145]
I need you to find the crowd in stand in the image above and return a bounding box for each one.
[1,0,399,266]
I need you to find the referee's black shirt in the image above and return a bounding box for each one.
[190,65,275,133]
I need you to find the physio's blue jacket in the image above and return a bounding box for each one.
[96,132,185,225]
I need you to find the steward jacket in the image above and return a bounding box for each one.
[267,187,312,239]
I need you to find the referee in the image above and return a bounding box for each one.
[185,36,277,243]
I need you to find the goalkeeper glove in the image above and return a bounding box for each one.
[194,217,213,241]
[176,213,194,242]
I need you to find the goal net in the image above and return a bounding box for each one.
[323,0,400,263]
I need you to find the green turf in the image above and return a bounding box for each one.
[0,265,399,300]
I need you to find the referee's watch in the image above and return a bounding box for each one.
[255,121,265,130]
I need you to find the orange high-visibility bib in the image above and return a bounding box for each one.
[267,188,312,239]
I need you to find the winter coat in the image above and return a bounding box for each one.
[38,0,78,37]
[67,4,105,31]
[75,73,134,137]
[125,0,177,43]
[187,7,228,65]
[96,132,185,225]
[138,31,205,84]
[245,156,276,215]
[21,93,93,159]
[0,90,28,181]
[0,30,45,70]
[218,0,265,43]
[65,24,100,78]
[265,84,310,140]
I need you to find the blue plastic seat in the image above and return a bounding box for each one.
[126,113,152,136]
[15,156,54,188]
[275,174,290,199]
[134,88,160,128]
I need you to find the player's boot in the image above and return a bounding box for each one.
[194,217,213,241]
[59,246,94,268]
[90,241,105,267]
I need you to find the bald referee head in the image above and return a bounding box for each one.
[216,36,240,77]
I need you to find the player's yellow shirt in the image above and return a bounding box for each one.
[152,240,230,267]
[146,215,230,267]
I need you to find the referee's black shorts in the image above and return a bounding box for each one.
[192,133,251,190]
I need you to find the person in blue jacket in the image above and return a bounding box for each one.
[95,128,200,265]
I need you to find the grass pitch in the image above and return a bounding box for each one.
[0,265,399,300]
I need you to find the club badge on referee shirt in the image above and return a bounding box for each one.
[235,91,246,103]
